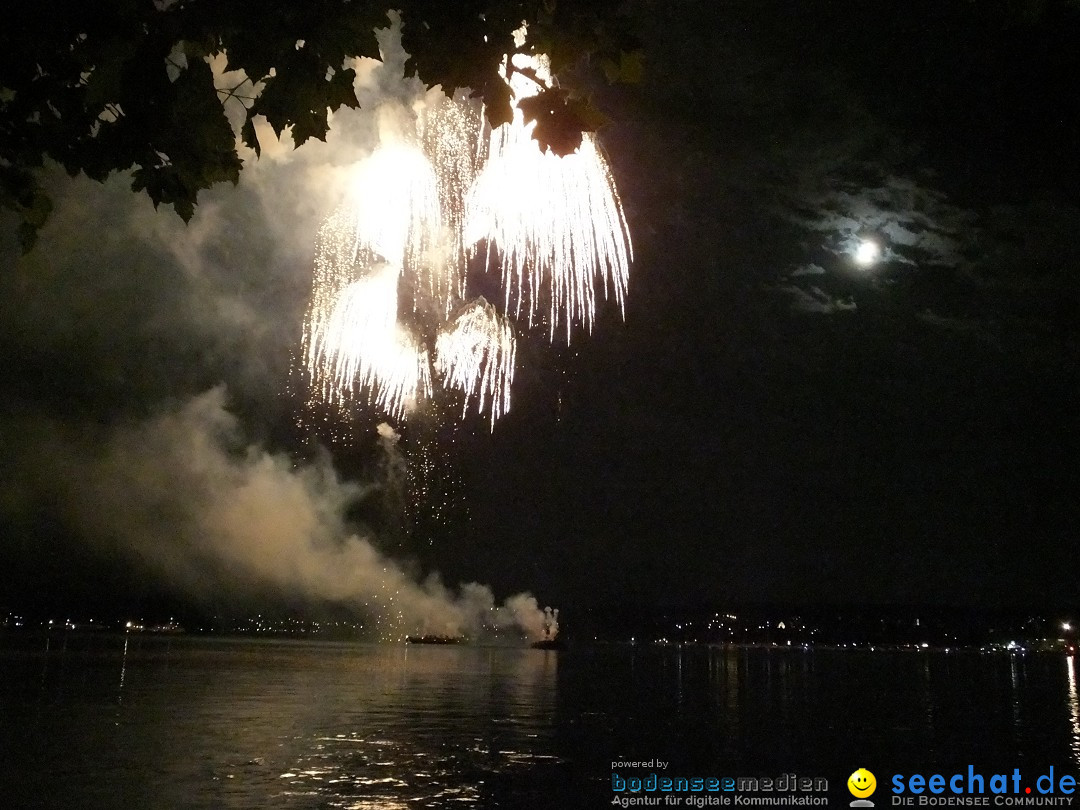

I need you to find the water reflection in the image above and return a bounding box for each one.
[724,648,740,736]
[1067,656,1079,766]
[117,633,129,705]
[6,639,1080,809]
[277,645,559,808]
[1009,654,1024,736]
[920,656,937,744]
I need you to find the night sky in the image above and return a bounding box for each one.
[1,1,1077,624]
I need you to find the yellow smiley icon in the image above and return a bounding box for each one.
[848,768,877,798]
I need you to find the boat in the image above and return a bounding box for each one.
[531,606,562,649]
[406,635,464,645]
[530,638,565,650]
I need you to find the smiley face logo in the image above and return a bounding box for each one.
[848,769,877,798]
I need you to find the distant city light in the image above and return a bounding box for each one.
[854,239,881,267]
[1064,621,1073,632]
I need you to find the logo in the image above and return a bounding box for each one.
[849,768,878,807]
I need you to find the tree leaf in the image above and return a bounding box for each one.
[483,79,514,130]
[518,89,607,156]
[0,0,632,245]
[601,49,644,84]
[291,108,330,148]
[241,116,262,157]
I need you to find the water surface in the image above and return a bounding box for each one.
[2,635,1077,808]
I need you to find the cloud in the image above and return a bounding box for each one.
[782,174,977,270]
[916,309,986,334]
[773,284,857,315]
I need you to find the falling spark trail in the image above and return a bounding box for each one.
[466,129,632,340]
[308,264,432,421]
[303,143,442,421]
[302,46,632,427]
[419,97,482,317]
[435,298,517,429]
[465,52,632,341]
[343,142,441,270]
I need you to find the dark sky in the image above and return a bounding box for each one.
[1,1,1078,624]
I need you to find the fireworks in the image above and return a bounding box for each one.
[301,46,632,428]
[303,142,443,421]
[465,127,632,340]
[419,96,482,317]
[343,142,441,271]
[466,53,632,340]
[436,298,517,429]
[308,265,432,421]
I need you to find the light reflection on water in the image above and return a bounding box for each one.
[1068,655,1080,766]
[269,644,562,808]
[2,637,1079,809]
[3,638,564,809]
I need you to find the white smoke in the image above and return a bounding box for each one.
[375,422,400,443]
[14,387,550,639]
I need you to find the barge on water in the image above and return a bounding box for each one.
[406,635,465,645]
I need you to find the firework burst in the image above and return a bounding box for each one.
[418,96,482,318]
[465,52,632,341]
[465,126,632,340]
[301,46,632,429]
[308,264,432,421]
[342,142,441,271]
[435,298,517,429]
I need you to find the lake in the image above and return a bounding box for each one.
[2,635,1078,808]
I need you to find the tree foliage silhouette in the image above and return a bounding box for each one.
[0,0,639,249]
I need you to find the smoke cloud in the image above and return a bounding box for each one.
[4,387,550,639]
